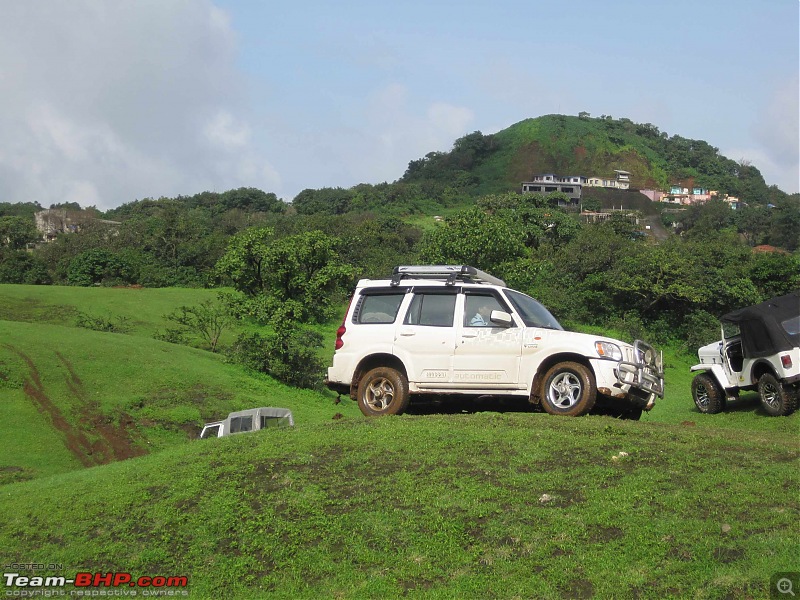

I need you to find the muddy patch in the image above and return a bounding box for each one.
[5,344,146,467]
[0,466,36,485]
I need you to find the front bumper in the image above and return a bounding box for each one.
[615,340,664,409]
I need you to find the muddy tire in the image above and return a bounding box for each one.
[758,373,798,417]
[691,372,725,414]
[540,362,596,416]
[357,367,410,416]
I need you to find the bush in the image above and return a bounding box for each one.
[75,313,132,334]
[67,249,137,286]
[227,323,325,389]
[161,300,231,352]
[0,250,51,284]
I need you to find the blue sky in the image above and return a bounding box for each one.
[0,0,797,210]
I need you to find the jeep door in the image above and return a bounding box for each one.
[452,290,523,388]
[394,288,458,386]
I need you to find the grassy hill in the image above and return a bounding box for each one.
[0,284,797,598]
[1,413,797,598]
[0,285,360,483]
[402,114,776,205]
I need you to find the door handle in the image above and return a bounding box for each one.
[399,331,416,337]
[461,333,478,338]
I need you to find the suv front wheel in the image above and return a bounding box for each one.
[357,367,411,416]
[540,362,597,416]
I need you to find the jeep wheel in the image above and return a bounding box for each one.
[357,367,410,416]
[691,372,725,414]
[758,373,798,417]
[541,362,596,416]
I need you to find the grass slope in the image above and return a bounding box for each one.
[0,414,797,599]
[1,284,798,598]
[0,319,358,483]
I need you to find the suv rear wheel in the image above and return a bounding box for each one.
[540,362,596,416]
[357,367,411,416]
[758,373,798,417]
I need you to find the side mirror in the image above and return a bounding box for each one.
[490,310,513,327]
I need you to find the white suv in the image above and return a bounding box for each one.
[326,265,664,419]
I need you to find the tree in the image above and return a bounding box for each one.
[215,227,275,295]
[0,250,50,284]
[162,299,232,352]
[227,321,325,389]
[0,216,38,249]
[733,205,771,246]
[216,229,356,324]
[767,196,800,251]
[418,207,528,274]
[292,187,353,215]
[67,249,136,286]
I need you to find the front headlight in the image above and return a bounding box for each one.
[643,348,655,365]
[595,341,622,361]
[636,345,655,365]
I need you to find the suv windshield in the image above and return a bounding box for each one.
[504,289,563,330]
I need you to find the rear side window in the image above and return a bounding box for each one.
[230,416,253,433]
[353,292,405,324]
[782,315,800,336]
[404,293,456,327]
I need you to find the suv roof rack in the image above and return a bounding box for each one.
[390,265,506,287]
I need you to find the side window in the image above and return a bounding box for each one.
[404,293,456,327]
[260,415,291,429]
[230,416,253,433]
[353,292,405,324]
[464,294,507,327]
[200,424,220,439]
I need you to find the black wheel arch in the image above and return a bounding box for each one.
[351,354,408,399]
[750,360,779,385]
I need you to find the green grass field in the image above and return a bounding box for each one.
[0,284,797,599]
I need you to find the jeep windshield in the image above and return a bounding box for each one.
[504,289,563,330]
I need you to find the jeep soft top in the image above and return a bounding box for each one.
[721,290,800,358]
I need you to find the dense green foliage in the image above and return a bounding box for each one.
[0,114,796,363]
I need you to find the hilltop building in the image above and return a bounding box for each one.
[521,174,584,204]
[639,187,743,209]
[34,209,120,241]
[584,170,630,190]
[521,169,633,203]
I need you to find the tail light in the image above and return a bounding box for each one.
[781,354,793,369]
[334,296,353,350]
[334,325,346,350]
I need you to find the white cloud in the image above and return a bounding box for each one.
[0,1,278,210]
[750,76,799,192]
[427,103,475,138]
[723,146,799,195]
[357,84,475,182]
[203,110,251,150]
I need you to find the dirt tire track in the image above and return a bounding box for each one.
[4,344,147,466]
[55,351,146,462]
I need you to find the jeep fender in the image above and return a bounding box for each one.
[690,364,732,389]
